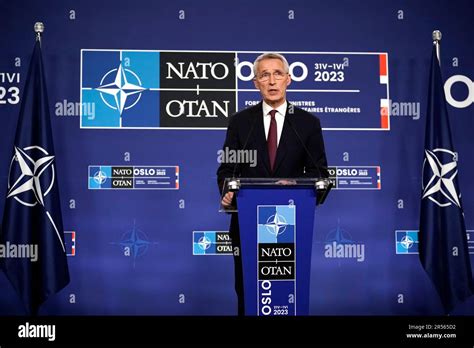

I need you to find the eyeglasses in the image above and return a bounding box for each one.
[255,71,287,82]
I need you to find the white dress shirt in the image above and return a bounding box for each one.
[262,101,287,146]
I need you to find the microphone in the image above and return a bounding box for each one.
[285,113,328,178]
[221,113,260,211]
[285,111,333,204]
[230,113,260,181]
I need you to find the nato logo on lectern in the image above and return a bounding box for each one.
[257,205,296,315]
[257,206,295,279]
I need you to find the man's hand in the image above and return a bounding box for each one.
[221,192,235,207]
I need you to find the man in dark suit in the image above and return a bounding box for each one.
[217,52,328,315]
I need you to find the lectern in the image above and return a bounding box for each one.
[220,178,332,316]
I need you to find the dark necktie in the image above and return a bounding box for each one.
[267,109,277,172]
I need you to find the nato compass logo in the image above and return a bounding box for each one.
[422,149,461,208]
[96,64,145,115]
[193,231,232,255]
[88,165,179,190]
[257,206,295,243]
[257,205,296,316]
[7,146,55,207]
[111,220,158,267]
[323,220,365,262]
[257,206,296,281]
[81,50,159,128]
[92,168,108,186]
[395,230,419,254]
[7,146,66,252]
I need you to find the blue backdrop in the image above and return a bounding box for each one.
[0,0,473,315]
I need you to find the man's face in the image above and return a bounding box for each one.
[253,58,291,108]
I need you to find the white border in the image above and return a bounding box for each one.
[80,49,390,131]
[192,231,232,256]
[329,165,381,190]
[257,205,297,316]
[88,165,179,190]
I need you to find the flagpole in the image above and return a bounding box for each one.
[432,30,442,64]
[419,28,474,314]
[34,22,44,45]
[1,19,70,315]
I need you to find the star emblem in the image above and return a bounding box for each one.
[400,235,414,250]
[113,220,158,268]
[6,145,66,252]
[325,219,354,244]
[119,225,150,258]
[7,146,55,207]
[198,236,212,250]
[93,170,108,185]
[422,149,460,208]
[96,64,145,115]
[265,213,288,236]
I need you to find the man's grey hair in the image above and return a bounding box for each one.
[253,52,290,77]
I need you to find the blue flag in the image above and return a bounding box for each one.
[419,45,474,313]
[1,41,69,314]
